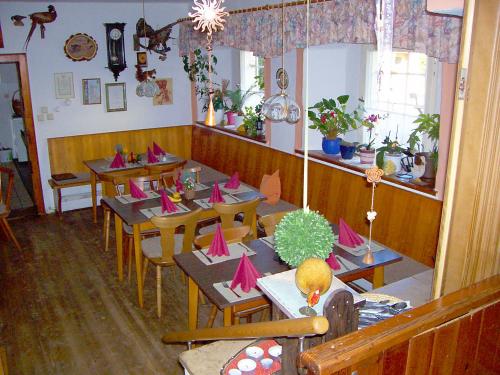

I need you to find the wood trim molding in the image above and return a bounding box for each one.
[0,53,45,214]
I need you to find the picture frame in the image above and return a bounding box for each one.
[105,83,127,112]
[54,72,75,99]
[136,51,147,67]
[153,78,173,106]
[64,33,98,62]
[82,78,101,105]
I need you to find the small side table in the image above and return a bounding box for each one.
[48,173,91,214]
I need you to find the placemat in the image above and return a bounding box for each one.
[213,279,263,303]
[115,191,160,204]
[139,203,190,218]
[332,255,359,275]
[193,242,256,266]
[193,194,240,209]
[259,236,274,248]
[219,183,254,194]
[334,237,385,256]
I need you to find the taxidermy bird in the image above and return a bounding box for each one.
[135,18,181,61]
[295,258,333,307]
[24,5,57,50]
[11,15,26,27]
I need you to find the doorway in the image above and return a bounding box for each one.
[0,54,44,215]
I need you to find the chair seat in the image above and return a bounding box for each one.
[141,233,184,262]
[179,340,255,375]
[123,223,160,236]
[198,221,242,235]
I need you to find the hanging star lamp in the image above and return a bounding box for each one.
[261,0,301,124]
[189,0,228,126]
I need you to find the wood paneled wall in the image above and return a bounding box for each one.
[47,125,192,174]
[192,126,442,266]
[300,275,500,375]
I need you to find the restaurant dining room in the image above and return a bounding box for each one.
[0,0,498,374]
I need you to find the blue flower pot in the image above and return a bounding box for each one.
[340,144,356,159]
[322,137,342,154]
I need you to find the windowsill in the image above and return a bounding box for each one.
[295,149,438,197]
[195,121,266,144]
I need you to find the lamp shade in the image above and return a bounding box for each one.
[262,92,301,124]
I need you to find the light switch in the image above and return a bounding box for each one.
[46,113,54,120]
[37,114,45,122]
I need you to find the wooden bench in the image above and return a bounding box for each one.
[48,173,91,214]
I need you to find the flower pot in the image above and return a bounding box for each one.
[359,149,375,164]
[234,115,244,127]
[383,152,402,175]
[321,137,342,155]
[340,144,356,160]
[226,111,236,125]
[184,189,195,200]
[415,152,436,181]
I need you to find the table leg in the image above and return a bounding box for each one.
[90,171,97,223]
[114,214,123,281]
[134,225,144,308]
[223,308,232,327]
[373,267,385,289]
[188,277,199,330]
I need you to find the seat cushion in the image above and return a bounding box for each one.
[198,221,242,235]
[179,340,255,375]
[141,234,184,259]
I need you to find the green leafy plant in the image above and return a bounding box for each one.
[407,113,440,169]
[274,209,335,268]
[308,95,364,139]
[357,113,387,151]
[182,176,195,191]
[376,132,407,168]
[242,106,260,137]
[226,85,256,115]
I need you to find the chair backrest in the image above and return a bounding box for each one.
[150,208,203,261]
[213,198,260,239]
[193,225,251,249]
[0,167,14,210]
[112,173,170,196]
[144,160,187,177]
[258,211,292,236]
[97,170,142,198]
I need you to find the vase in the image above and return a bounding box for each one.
[359,149,375,164]
[321,137,342,155]
[383,152,402,175]
[415,152,436,181]
[184,189,195,200]
[340,144,356,160]
[226,111,236,125]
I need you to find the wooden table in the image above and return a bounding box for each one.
[83,154,184,223]
[174,235,402,330]
[102,182,264,308]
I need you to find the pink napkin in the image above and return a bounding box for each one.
[109,152,125,169]
[147,147,158,163]
[129,180,148,199]
[231,253,261,292]
[207,224,230,257]
[326,252,341,270]
[208,181,225,203]
[160,190,177,213]
[224,172,241,189]
[338,218,364,248]
[175,177,184,193]
[153,142,165,155]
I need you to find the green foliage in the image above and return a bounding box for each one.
[407,114,440,170]
[274,209,335,268]
[308,96,364,139]
[242,106,260,137]
[226,85,256,115]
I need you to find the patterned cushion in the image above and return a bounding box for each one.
[141,234,184,259]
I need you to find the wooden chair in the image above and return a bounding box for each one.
[142,208,203,318]
[0,167,21,250]
[144,160,187,184]
[258,211,293,236]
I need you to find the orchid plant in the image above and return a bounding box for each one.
[358,113,388,151]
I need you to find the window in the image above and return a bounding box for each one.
[240,50,265,109]
[364,50,440,149]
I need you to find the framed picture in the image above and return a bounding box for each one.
[82,78,101,105]
[136,52,147,67]
[54,72,75,99]
[64,33,98,62]
[153,78,173,106]
[105,83,127,112]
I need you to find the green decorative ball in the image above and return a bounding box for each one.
[274,209,335,267]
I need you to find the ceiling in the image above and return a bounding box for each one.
[0,0,194,2]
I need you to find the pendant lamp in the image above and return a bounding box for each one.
[262,0,300,124]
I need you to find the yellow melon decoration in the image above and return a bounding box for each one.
[295,258,332,307]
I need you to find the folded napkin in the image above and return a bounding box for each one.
[207,224,230,257]
[175,177,184,193]
[160,190,177,213]
[208,181,225,203]
[224,172,241,189]
[338,218,364,248]
[153,142,165,155]
[109,152,125,169]
[129,180,148,199]
[147,147,158,163]
[326,252,341,270]
[231,253,261,293]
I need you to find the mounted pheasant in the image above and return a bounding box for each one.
[135,18,181,61]
[24,5,57,50]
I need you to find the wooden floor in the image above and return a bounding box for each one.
[0,209,212,375]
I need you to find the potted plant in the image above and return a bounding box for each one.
[226,84,256,126]
[182,176,196,200]
[407,113,440,180]
[308,95,363,155]
[357,114,382,164]
[241,106,261,137]
[376,132,407,175]
[340,140,356,160]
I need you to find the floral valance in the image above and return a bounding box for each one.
[178,0,462,63]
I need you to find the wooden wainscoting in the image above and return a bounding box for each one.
[192,126,442,267]
[47,125,192,174]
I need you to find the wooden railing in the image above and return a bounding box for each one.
[300,275,500,374]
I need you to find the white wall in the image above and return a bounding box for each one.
[0,1,192,211]
[0,63,20,150]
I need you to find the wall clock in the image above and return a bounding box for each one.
[104,23,126,81]
[64,33,98,61]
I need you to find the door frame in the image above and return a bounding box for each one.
[0,53,45,214]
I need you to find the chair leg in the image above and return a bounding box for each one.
[127,237,134,283]
[156,266,162,318]
[1,218,21,250]
[103,209,111,252]
[142,258,149,288]
[206,305,218,328]
[198,290,206,305]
